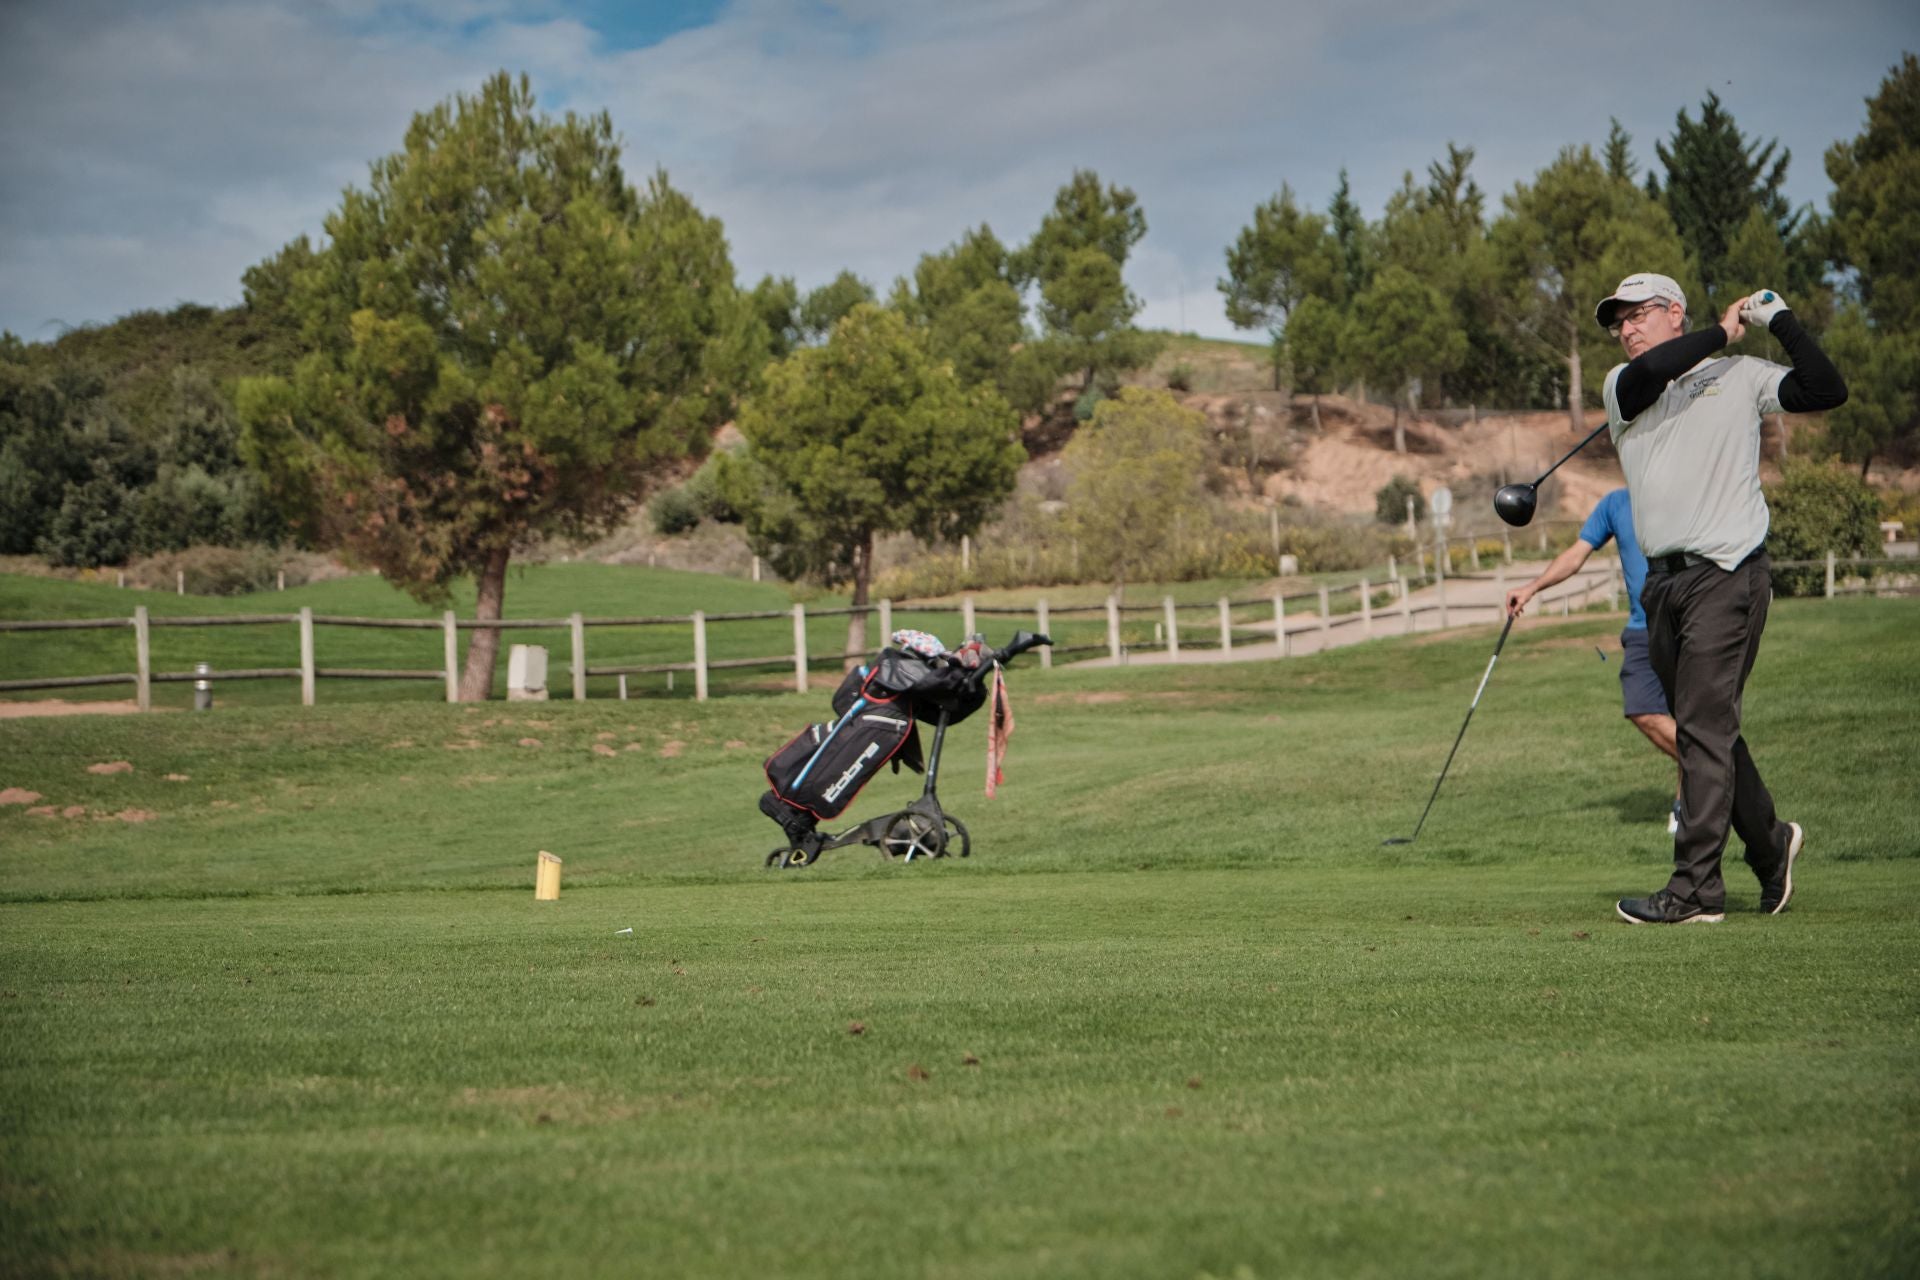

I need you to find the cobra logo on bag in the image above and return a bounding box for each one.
[823,743,882,802]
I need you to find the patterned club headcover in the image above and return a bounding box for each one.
[890,628,948,658]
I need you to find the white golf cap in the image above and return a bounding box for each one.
[1594,273,1686,329]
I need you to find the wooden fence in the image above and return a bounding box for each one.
[1,552,1906,709]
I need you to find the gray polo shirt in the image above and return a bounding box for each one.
[1603,354,1788,571]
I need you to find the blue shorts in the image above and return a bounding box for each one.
[1619,627,1670,719]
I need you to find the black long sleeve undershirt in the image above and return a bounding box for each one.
[1769,312,1848,413]
[1613,311,1849,421]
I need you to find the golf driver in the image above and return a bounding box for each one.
[1382,612,1516,846]
[1493,421,1611,527]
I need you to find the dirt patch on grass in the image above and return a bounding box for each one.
[1,787,43,805]
[0,699,146,718]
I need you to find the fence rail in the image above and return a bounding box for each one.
[4,552,1908,708]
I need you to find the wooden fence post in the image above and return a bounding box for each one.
[1218,597,1232,652]
[133,606,151,712]
[791,602,808,694]
[1318,586,1330,638]
[442,611,459,703]
[1388,553,1398,584]
[1416,544,1427,580]
[694,610,709,701]
[1436,568,1449,629]
[1106,596,1121,662]
[1360,578,1372,636]
[1037,598,1052,669]
[176,570,185,596]
[570,612,586,701]
[1162,596,1180,657]
[879,598,893,645]
[1825,550,1835,599]
[300,607,316,707]
[963,595,976,639]
[1502,528,1513,564]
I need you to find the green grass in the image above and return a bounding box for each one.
[2,598,1917,1277]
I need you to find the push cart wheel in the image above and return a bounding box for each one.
[784,843,815,868]
[946,815,971,859]
[880,812,944,861]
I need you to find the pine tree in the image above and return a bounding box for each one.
[1655,91,1797,310]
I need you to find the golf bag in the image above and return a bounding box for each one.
[760,639,989,842]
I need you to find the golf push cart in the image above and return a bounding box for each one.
[758,629,1050,869]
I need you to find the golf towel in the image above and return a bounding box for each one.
[985,663,1015,799]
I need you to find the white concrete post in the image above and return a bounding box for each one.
[1825,550,1835,599]
[693,610,709,701]
[1162,596,1180,657]
[570,613,586,701]
[1360,578,1372,636]
[1106,596,1121,661]
[443,611,459,703]
[300,607,316,707]
[1272,594,1287,658]
[134,606,151,712]
[1218,597,1232,652]
[792,602,808,694]
[1037,598,1052,669]
[751,555,762,583]
[1318,585,1330,637]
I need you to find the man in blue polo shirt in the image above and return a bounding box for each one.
[1505,487,1680,831]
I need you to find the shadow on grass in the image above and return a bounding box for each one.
[1606,786,1677,826]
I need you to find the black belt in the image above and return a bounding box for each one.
[1649,544,1766,575]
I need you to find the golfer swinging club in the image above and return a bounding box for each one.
[1595,272,1846,924]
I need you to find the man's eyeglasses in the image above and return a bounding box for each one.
[1609,301,1673,337]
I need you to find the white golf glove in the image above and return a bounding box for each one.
[1740,289,1789,328]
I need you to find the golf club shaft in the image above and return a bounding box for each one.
[1402,613,1516,843]
[1531,421,1610,487]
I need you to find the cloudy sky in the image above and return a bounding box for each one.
[1,0,1912,344]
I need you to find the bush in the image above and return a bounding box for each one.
[649,486,702,536]
[1375,475,1425,526]
[1765,460,1881,596]
[1166,362,1196,393]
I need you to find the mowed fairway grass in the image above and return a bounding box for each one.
[2,585,1917,1279]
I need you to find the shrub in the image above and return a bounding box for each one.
[1765,460,1881,596]
[1375,475,1425,526]
[1166,362,1196,393]
[649,486,702,536]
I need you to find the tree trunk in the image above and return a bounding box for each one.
[1567,339,1584,435]
[843,531,873,671]
[458,545,510,702]
[1392,400,1405,454]
[1860,450,1873,482]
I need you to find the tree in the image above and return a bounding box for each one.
[1344,266,1467,452]
[1219,184,1342,385]
[1327,169,1375,303]
[1491,145,1695,433]
[747,274,804,363]
[1824,54,1920,468]
[1375,474,1425,526]
[718,305,1023,660]
[1019,170,1161,394]
[1281,294,1347,430]
[1061,387,1211,590]
[1818,304,1919,476]
[237,72,754,700]
[1604,118,1639,185]
[798,270,876,345]
[1763,459,1881,596]
[890,225,1049,411]
[1655,90,1804,312]
[1826,53,1920,335]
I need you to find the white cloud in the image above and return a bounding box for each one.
[1,0,1911,340]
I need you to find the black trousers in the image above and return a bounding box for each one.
[1642,550,1790,909]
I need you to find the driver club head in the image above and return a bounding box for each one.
[1493,483,1538,527]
